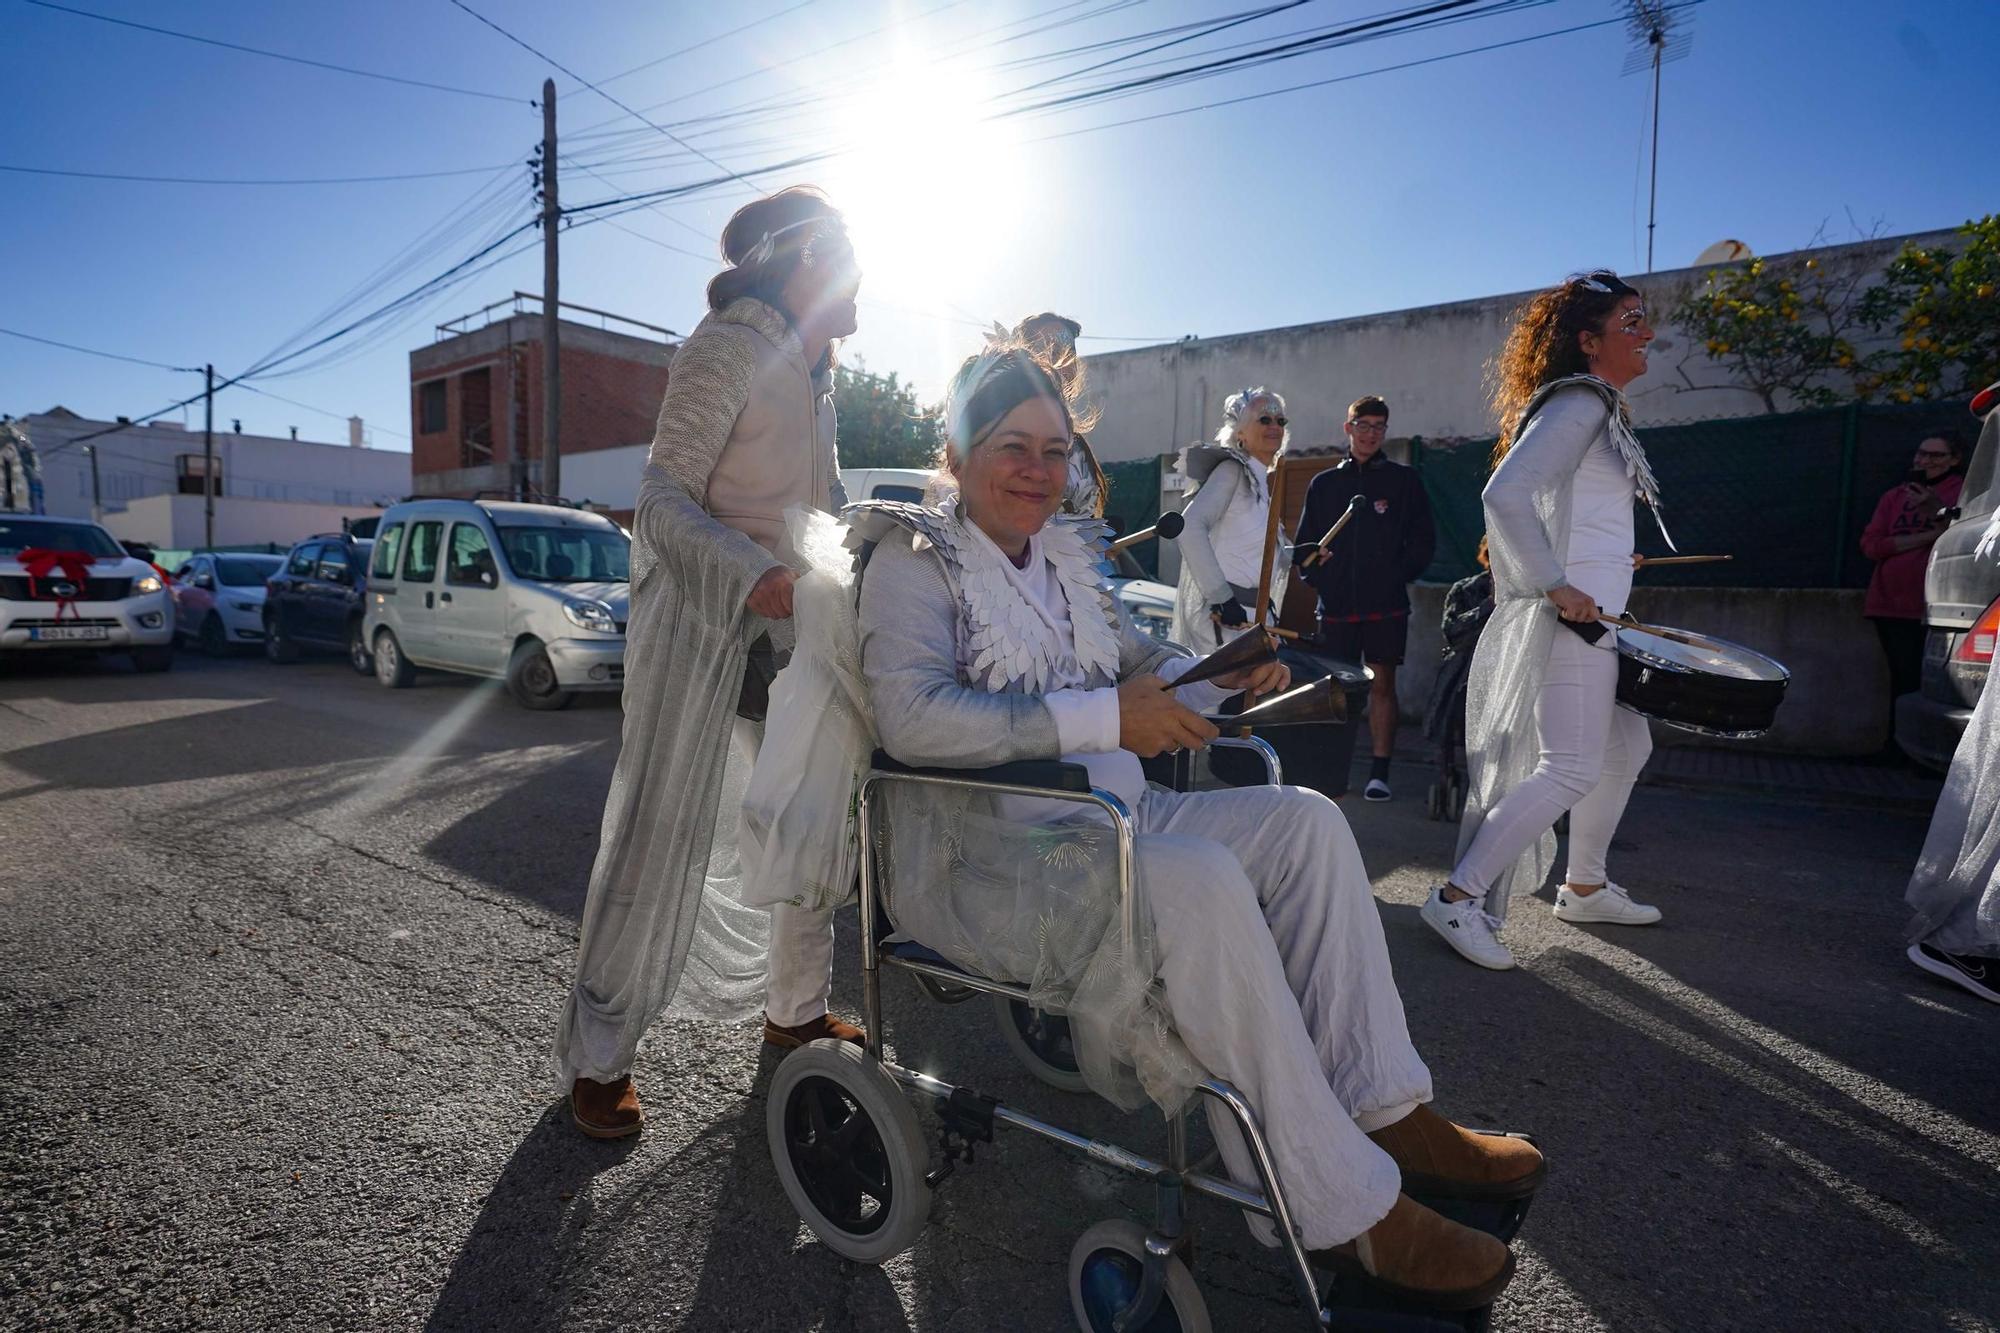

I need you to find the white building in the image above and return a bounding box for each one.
[9,407,410,547]
[1077,228,1960,463]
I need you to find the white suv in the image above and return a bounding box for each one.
[0,513,175,671]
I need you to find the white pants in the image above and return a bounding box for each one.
[1453,629,1653,904]
[1136,784,1432,1249]
[731,717,838,1028]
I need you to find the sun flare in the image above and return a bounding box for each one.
[826,55,1024,305]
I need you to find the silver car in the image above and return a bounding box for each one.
[361,498,628,710]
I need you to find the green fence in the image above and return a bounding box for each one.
[1102,456,1166,577]
[1409,400,1969,588]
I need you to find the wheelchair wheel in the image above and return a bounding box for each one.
[767,1038,931,1264]
[1068,1219,1211,1333]
[1424,782,1446,821]
[992,994,1090,1094]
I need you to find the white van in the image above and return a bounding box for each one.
[839,467,933,505]
[361,498,628,710]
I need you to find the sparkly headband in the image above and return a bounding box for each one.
[742,215,844,269]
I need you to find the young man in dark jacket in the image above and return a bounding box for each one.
[1295,396,1436,801]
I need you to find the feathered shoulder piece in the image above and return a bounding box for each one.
[842,499,1123,693]
[1177,443,1267,502]
[1520,373,1674,550]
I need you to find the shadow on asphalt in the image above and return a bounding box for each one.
[427,1059,915,1333]
[1375,903,1999,1331]
[424,1103,639,1333]
[420,740,616,921]
[0,697,386,800]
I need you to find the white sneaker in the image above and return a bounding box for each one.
[1420,887,1516,970]
[1553,881,1662,926]
[1364,778,1392,802]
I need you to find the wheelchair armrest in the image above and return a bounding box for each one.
[868,749,1092,793]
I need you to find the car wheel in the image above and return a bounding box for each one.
[199,613,229,658]
[264,613,300,663]
[373,628,415,689]
[506,639,575,711]
[131,645,174,673]
[347,620,374,675]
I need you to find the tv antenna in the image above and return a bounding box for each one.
[1624,1,1695,272]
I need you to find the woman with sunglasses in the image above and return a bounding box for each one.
[1170,388,1292,651]
[1420,271,1671,971]
[554,185,868,1139]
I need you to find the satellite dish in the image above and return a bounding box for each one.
[1695,239,1754,266]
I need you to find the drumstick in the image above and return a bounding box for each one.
[1636,554,1732,567]
[1108,510,1187,553]
[1593,610,1708,647]
[1301,494,1368,568]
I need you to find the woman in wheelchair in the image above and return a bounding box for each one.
[850,341,1544,1310]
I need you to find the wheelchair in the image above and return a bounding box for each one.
[765,736,1536,1331]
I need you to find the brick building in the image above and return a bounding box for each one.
[408,293,675,513]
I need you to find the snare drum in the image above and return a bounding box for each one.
[1613,624,1789,738]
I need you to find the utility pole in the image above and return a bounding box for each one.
[203,363,216,549]
[540,78,562,503]
[1645,29,1662,273]
[84,445,102,522]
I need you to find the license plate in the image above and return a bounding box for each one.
[28,626,110,642]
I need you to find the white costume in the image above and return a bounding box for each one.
[828,498,1432,1249]
[1453,375,1669,920]
[1171,390,1290,651]
[1906,630,2000,957]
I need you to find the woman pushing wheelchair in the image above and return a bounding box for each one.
[779,337,1544,1311]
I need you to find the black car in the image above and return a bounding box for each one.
[264,532,374,673]
[1897,381,2000,770]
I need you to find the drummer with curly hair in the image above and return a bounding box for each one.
[1420,271,1670,971]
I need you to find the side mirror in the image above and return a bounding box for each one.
[194,574,214,590]
[480,569,497,588]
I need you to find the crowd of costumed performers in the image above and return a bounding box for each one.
[544,182,1990,1325]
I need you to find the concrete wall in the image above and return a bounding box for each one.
[1396,584,1890,757]
[17,412,409,521]
[101,494,384,549]
[1079,229,1959,465]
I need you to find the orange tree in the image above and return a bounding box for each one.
[1666,254,1871,412]
[1859,215,2000,402]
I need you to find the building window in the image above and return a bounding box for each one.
[176,454,223,497]
[460,367,494,468]
[418,379,447,434]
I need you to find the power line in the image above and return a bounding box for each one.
[1022,2,1698,145]
[594,0,823,87]
[21,0,525,103]
[235,384,411,441]
[0,161,522,187]
[444,0,753,187]
[0,326,201,373]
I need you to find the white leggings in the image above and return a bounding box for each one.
[1452,629,1652,907]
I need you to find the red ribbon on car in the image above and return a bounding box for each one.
[18,548,98,622]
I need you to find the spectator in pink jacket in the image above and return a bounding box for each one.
[1861,429,1969,712]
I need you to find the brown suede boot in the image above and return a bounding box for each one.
[1314,1193,1514,1311]
[762,1013,867,1051]
[1367,1105,1546,1201]
[570,1075,643,1140]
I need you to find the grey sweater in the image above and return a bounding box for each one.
[858,527,1186,771]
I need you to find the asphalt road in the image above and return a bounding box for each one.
[2,650,1995,1332]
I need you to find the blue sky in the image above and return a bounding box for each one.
[4,0,1996,452]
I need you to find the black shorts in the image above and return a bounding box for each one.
[1320,615,1407,667]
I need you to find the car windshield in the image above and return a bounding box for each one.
[0,520,126,558]
[496,525,630,583]
[216,556,284,586]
